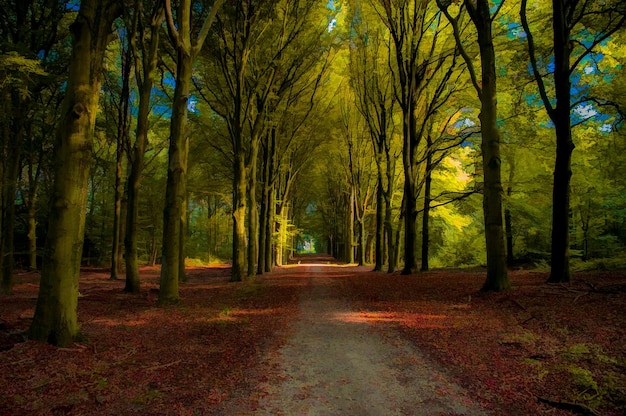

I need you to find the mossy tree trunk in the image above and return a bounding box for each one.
[29,0,122,346]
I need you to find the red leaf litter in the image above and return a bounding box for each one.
[1,263,625,415]
[0,266,301,415]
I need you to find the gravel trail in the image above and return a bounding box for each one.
[255,265,488,416]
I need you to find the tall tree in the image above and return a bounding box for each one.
[375,0,458,274]
[438,0,510,291]
[124,1,165,293]
[29,0,122,346]
[106,29,132,281]
[349,14,399,272]
[0,0,65,292]
[160,0,224,303]
[521,0,626,283]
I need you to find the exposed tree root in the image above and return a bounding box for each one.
[537,396,600,416]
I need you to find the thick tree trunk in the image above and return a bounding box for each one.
[29,0,121,345]
[159,49,192,304]
[469,0,509,291]
[548,0,573,283]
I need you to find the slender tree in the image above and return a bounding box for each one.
[159,0,224,302]
[123,1,164,293]
[521,0,626,283]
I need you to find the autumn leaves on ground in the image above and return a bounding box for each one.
[1,255,625,416]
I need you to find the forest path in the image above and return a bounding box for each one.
[253,259,488,416]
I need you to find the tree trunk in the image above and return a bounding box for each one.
[258,133,272,275]
[1,90,24,293]
[421,144,433,272]
[231,154,247,281]
[159,48,192,304]
[346,191,355,264]
[124,3,163,293]
[505,162,515,265]
[402,175,418,274]
[179,174,189,283]
[27,204,37,271]
[110,147,123,280]
[111,43,131,280]
[548,0,573,283]
[247,139,260,278]
[265,185,275,272]
[29,0,121,345]
[402,102,418,274]
[358,219,366,266]
[1,143,20,293]
[258,182,268,275]
[468,0,509,291]
[374,176,384,271]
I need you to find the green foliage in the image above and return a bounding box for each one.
[568,366,599,399]
[0,52,48,97]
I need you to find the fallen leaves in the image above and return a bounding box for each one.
[0,266,301,415]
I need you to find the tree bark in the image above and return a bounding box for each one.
[159,49,192,303]
[160,0,222,300]
[29,0,122,346]
[548,0,573,283]
[468,0,509,291]
[231,154,247,281]
[505,158,515,265]
[421,138,433,272]
[374,176,384,271]
[247,139,260,278]
[124,2,164,293]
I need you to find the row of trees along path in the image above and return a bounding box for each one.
[0,0,624,348]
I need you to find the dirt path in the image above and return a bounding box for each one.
[254,264,488,415]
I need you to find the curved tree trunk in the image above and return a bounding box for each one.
[29,0,122,346]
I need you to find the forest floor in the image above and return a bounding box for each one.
[0,255,625,415]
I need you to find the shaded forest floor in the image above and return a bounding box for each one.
[0,256,625,415]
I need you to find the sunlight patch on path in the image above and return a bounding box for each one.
[255,275,488,416]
